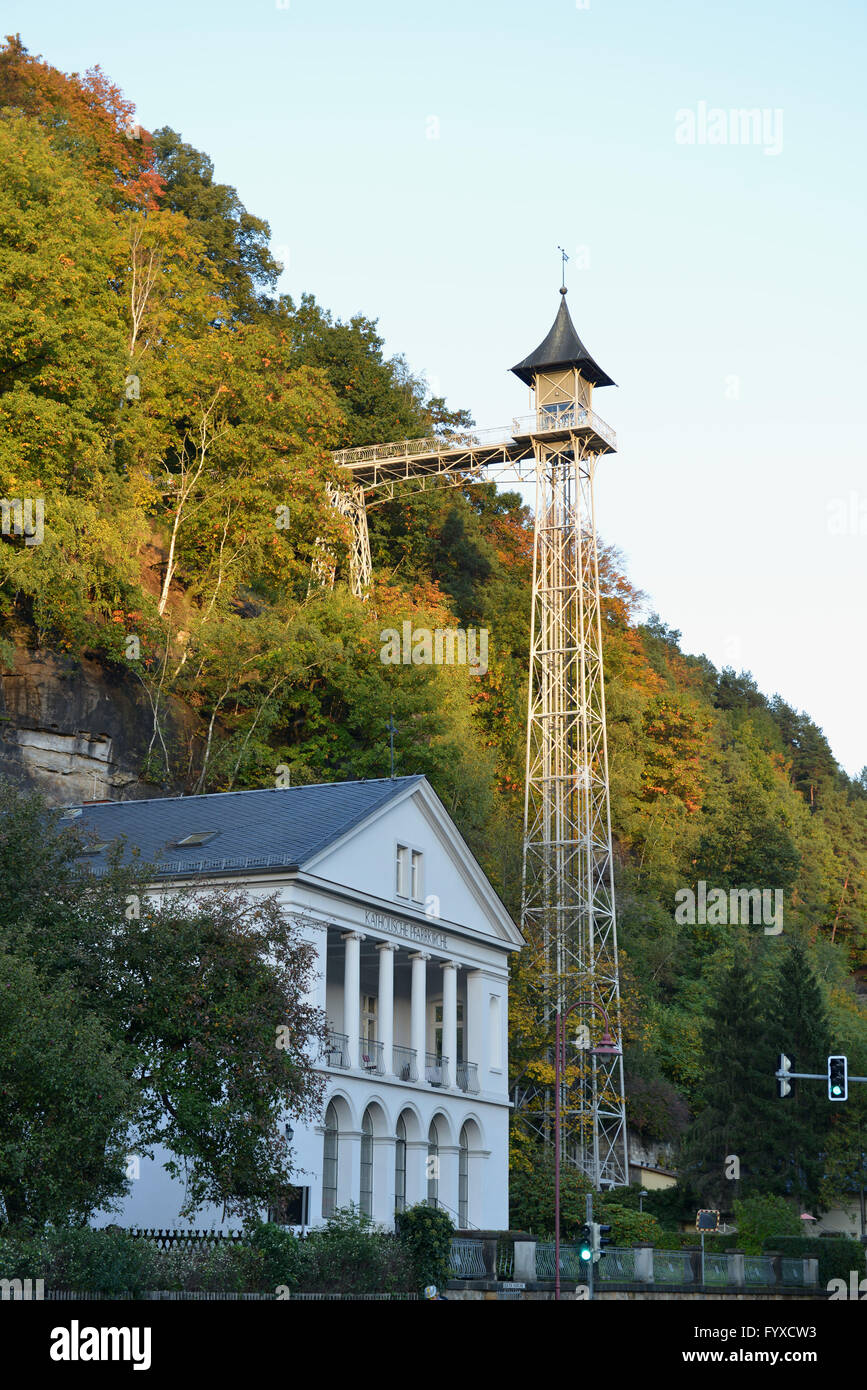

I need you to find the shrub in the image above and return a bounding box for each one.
[596,1202,662,1247]
[394,1202,454,1289]
[732,1195,801,1255]
[300,1205,415,1295]
[508,1152,592,1238]
[765,1236,865,1287]
[242,1221,304,1292]
[0,1226,157,1296]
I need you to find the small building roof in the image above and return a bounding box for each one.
[511,290,616,388]
[70,776,425,879]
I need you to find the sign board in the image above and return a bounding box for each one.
[696,1209,720,1232]
[500,1282,526,1290]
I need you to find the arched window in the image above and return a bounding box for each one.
[458,1124,469,1228]
[395,1115,407,1215]
[360,1108,374,1217]
[322,1102,338,1218]
[427,1121,439,1208]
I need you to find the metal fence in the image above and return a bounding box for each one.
[597,1247,635,1282]
[448,1238,486,1279]
[534,1244,586,1281]
[653,1249,695,1284]
[703,1253,729,1286]
[127,1228,248,1250]
[744,1255,775,1286]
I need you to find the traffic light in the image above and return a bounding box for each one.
[776,1053,794,1099]
[828,1055,848,1101]
[590,1222,613,1263]
[578,1223,593,1262]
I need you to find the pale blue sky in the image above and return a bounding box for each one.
[8,0,867,773]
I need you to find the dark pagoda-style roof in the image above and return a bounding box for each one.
[511,290,616,388]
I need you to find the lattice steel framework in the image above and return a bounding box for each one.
[322,295,629,1188]
[515,430,628,1188]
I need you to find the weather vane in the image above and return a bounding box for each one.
[557,245,569,292]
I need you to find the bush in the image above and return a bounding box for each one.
[509,1152,592,1238]
[153,1240,258,1293]
[242,1221,304,1292]
[765,1236,865,1287]
[394,1202,454,1289]
[596,1202,662,1247]
[299,1205,415,1295]
[0,1226,157,1296]
[732,1195,802,1255]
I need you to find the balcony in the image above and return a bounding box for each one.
[392,1045,418,1082]
[323,1032,349,1069]
[455,1061,480,1094]
[425,1053,450,1088]
[359,1038,385,1075]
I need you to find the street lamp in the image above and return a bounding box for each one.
[554,997,622,1302]
[639,1189,648,1214]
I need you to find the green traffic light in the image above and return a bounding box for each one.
[579,1245,592,1261]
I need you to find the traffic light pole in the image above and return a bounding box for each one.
[775,1069,867,1083]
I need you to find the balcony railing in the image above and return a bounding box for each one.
[455,1061,480,1094]
[425,1053,450,1088]
[392,1045,418,1082]
[359,1038,385,1075]
[323,1032,349,1069]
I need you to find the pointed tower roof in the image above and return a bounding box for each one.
[511,289,616,388]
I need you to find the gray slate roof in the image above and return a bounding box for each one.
[70,776,423,879]
[511,290,616,389]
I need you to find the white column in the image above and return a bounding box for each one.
[377,942,397,1074]
[442,960,458,1088]
[410,951,429,1076]
[342,932,362,1068]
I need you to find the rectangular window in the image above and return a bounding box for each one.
[434,1002,464,1062]
[396,844,409,897]
[489,994,502,1069]
[411,849,423,901]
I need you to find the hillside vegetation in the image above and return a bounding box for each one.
[2,35,865,1212]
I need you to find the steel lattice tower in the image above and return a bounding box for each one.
[327,288,628,1188]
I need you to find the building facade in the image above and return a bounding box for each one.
[81,776,523,1232]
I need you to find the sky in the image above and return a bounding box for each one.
[7,0,867,774]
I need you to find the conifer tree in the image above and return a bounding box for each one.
[762,939,832,1207]
[681,950,776,1207]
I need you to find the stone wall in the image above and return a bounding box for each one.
[0,644,202,804]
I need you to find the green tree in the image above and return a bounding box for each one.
[0,780,327,1223]
[762,940,832,1207]
[681,950,776,1206]
[0,949,137,1227]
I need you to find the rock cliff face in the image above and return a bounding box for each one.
[0,645,200,805]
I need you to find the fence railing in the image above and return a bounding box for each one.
[534,1243,586,1281]
[448,1241,820,1291]
[392,1044,418,1081]
[323,1032,349,1069]
[652,1249,695,1284]
[359,1038,385,1074]
[425,1052,450,1088]
[448,1239,487,1279]
[455,1061,480,1093]
[127,1228,248,1250]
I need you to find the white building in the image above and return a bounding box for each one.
[81,775,523,1232]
